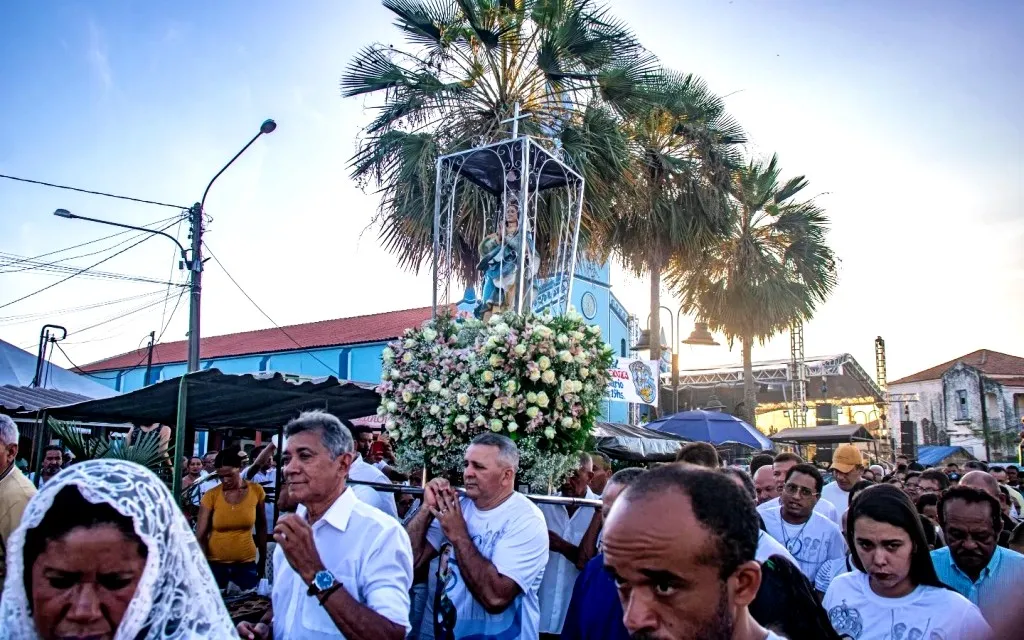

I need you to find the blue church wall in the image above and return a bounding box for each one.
[93,263,632,424]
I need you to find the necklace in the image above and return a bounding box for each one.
[781,516,811,556]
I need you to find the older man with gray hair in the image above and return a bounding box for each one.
[406,433,549,640]
[237,410,413,640]
[0,414,36,560]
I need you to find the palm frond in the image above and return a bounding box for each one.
[47,418,171,473]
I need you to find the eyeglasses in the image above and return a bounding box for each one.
[783,483,818,499]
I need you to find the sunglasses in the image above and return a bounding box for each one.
[783,483,818,499]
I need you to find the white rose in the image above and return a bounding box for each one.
[504,380,518,394]
[559,350,573,363]
[402,391,413,403]
[475,416,487,426]
[529,370,541,382]
[482,370,495,383]
[538,355,551,371]
[457,393,470,407]
[561,417,573,428]
[428,380,442,393]
[526,406,539,418]
[429,404,441,416]
[489,419,503,432]
[574,380,584,393]
[422,327,438,341]
[507,422,518,433]
[560,380,575,396]
[386,400,398,412]
[526,392,538,403]
[580,367,590,378]
[536,391,550,408]
[404,339,416,349]
[489,354,503,367]
[376,404,386,416]
[382,347,394,361]
[544,427,556,439]
[390,369,402,380]
[513,343,527,356]
[557,334,569,345]
[455,414,469,425]
[541,370,556,384]
[402,352,413,363]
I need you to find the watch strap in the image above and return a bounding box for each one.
[316,581,343,605]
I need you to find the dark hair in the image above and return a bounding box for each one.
[23,485,147,602]
[915,493,940,512]
[847,484,945,589]
[43,445,63,454]
[213,448,246,469]
[607,467,645,488]
[203,449,219,459]
[622,465,758,579]
[896,463,908,473]
[749,555,841,640]
[848,480,875,507]
[919,515,939,548]
[722,468,756,503]
[774,452,803,465]
[964,460,988,472]
[907,462,925,472]
[1007,465,1019,473]
[946,462,960,468]
[919,469,950,491]
[590,451,612,471]
[904,471,922,482]
[938,486,1002,533]
[750,453,775,476]
[675,442,720,468]
[786,463,824,494]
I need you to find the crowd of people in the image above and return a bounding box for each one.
[1,410,1023,639]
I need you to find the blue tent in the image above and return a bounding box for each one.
[645,409,773,450]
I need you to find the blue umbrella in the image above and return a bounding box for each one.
[645,409,773,450]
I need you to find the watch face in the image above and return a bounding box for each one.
[314,570,335,591]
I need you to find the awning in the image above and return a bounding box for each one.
[593,422,689,462]
[0,385,93,413]
[771,424,875,444]
[39,369,381,430]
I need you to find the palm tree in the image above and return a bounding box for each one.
[343,0,658,282]
[611,72,744,397]
[665,154,838,423]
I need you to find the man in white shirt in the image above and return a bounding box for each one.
[820,444,864,518]
[758,452,839,525]
[236,410,413,640]
[753,465,778,505]
[537,452,599,636]
[761,463,846,582]
[349,451,400,520]
[406,433,549,640]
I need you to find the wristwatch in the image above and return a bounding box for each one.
[307,569,338,598]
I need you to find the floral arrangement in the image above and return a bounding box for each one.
[376,309,615,490]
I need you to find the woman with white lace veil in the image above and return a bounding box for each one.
[0,459,236,639]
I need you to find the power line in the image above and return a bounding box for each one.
[0,255,185,287]
[0,221,180,311]
[0,289,171,327]
[158,216,186,332]
[156,287,187,343]
[0,213,184,271]
[65,292,179,339]
[0,173,189,210]
[53,340,144,380]
[203,242,337,375]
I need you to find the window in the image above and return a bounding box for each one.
[956,390,969,420]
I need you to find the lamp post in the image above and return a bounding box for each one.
[632,306,720,414]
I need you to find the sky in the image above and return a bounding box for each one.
[0,0,1021,382]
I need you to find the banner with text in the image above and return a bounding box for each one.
[605,357,659,406]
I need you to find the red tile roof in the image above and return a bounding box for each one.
[888,349,1024,386]
[82,306,439,372]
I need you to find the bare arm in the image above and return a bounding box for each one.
[195,506,213,556]
[245,444,276,481]
[404,506,438,571]
[575,510,602,569]
[318,585,405,640]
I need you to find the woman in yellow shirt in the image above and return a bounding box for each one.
[196,449,267,590]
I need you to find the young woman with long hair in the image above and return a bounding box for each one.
[822,484,990,639]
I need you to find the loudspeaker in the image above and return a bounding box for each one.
[816,403,838,426]
[900,420,917,458]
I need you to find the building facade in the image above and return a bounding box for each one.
[82,262,633,423]
[887,350,1024,461]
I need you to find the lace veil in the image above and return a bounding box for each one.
[0,459,237,639]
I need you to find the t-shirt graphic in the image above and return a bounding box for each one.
[425,493,548,640]
[761,507,845,582]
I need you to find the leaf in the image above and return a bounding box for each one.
[47,418,171,475]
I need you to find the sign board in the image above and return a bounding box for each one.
[605,357,659,406]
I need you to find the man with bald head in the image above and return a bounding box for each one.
[961,470,1016,546]
[603,465,785,639]
[752,465,778,505]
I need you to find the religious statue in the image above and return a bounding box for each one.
[475,193,539,320]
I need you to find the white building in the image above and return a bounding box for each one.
[887,350,1024,461]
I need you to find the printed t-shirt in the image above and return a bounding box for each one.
[823,571,990,639]
[758,495,840,526]
[815,554,859,594]
[201,481,266,563]
[755,530,797,565]
[424,492,549,640]
[761,506,845,582]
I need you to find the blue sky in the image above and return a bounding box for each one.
[1,0,1021,380]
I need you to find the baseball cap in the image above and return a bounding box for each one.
[832,444,865,473]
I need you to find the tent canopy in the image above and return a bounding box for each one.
[916,445,976,467]
[645,410,773,450]
[0,339,117,412]
[771,424,875,444]
[593,422,689,462]
[41,369,381,430]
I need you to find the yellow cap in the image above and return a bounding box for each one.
[832,444,864,473]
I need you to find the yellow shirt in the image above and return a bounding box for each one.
[201,481,265,563]
[0,465,36,551]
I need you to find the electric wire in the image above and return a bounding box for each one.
[0,221,180,311]
[156,287,187,343]
[158,216,186,332]
[53,340,144,380]
[64,292,180,339]
[0,173,189,210]
[0,289,171,327]
[202,242,337,375]
[0,255,185,287]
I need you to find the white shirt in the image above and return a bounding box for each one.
[823,571,991,640]
[815,554,859,594]
[760,506,845,582]
[755,530,797,565]
[821,481,851,520]
[349,456,399,520]
[758,494,840,526]
[244,465,277,532]
[423,492,549,640]
[271,487,413,639]
[537,488,599,633]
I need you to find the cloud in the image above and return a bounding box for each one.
[87,18,112,90]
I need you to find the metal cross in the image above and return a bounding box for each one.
[501,102,530,139]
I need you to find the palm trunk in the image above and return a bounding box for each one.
[742,335,757,425]
[649,256,662,418]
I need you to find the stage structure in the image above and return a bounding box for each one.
[431,104,585,320]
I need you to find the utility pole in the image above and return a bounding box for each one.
[143,331,156,386]
[186,203,203,373]
[978,370,992,461]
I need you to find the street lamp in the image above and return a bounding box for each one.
[53,209,189,263]
[632,306,720,414]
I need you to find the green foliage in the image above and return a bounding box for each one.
[47,418,170,473]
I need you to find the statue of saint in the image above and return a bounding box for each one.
[475,195,538,320]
